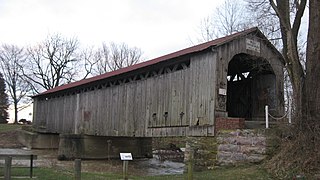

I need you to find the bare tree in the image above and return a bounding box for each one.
[78,46,101,79]
[92,42,143,75]
[247,0,283,46]
[0,44,31,124]
[24,34,80,93]
[266,0,307,123]
[197,0,251,42]
[246,0,320,175]
[304,0,320,129]
[22,34,143,93]
[246,0,309,119]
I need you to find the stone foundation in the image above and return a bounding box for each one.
[184,129,268,170]
[58,134,152,160]
[184,137,218,171]
[217,129,267,165]
[17,129,59,149]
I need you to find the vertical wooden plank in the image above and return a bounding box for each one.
[145,78,151,136]
[120,84,126,136]
[4,156,12,180]
[75,94,80,134]
[105,87,111,136]
[184,66,190,127]
[137,79,147,136]
[127,82,135,136]
[157,75,162,127]
[209,52,217,126]
[114,86,119,135]
[124,83,129,135]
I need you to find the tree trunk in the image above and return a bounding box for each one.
[270,0,306,125]
[14,101,18,124]
[303,0,320,131]
[266,0,320,175]
[284,29,305,128]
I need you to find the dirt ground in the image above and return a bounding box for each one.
[0,130,24,148]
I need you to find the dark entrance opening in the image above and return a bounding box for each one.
[226,53,276,120]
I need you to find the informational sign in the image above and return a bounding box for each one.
[219,88,227,96]
[246,38,260,53]
[120,153,133,161]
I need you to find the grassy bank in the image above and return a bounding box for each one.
[0,165,273,180]
[0,123,21,132]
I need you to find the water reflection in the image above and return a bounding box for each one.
[131,158,185,176]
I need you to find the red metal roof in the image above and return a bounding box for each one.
[35,27,260,97]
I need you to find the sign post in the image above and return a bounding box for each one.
[265,105,269,128]
[120,153,133,180]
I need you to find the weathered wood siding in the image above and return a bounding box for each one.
[33,51,217,137]
[32,33,284,137]
[214,35,284,117]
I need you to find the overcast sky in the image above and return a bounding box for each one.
[0,0,222,59]
[1,0,223,122]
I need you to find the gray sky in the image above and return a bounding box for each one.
[1,0,222,122]
[0,0,222,59]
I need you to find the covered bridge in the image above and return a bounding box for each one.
[31,27,284,159]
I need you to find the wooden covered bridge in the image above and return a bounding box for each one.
[30,27,284,159]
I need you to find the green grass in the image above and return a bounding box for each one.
[0,165,273,180]
[190,165,273,180]
[0,123,21,132]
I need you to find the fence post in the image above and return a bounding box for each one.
[123,161,128,180]
[265,105,269,129]
[185,138,194,180]
[187,149,194,180]
[4,156,12,180]
[75,159,81,180]
[30,154,34,178]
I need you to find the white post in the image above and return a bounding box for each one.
[288,102,292,124]
[265,105,269,129]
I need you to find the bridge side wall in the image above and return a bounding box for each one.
[33,51,217,137]
[32,34,284,137]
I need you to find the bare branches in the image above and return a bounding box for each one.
[292,0,307,42]
[92,42,143,75]
[21,34,143,93]
[0,44,31,123]
[79,46,101,79]
[25,34,80,93]
[197,0,250,42]
[1,34,143,122]
[246,0,283,48]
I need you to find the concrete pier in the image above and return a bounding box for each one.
[58,134,152,160]
[17,129,59,149]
